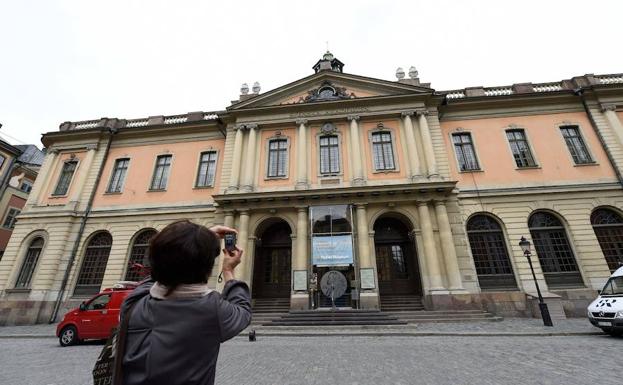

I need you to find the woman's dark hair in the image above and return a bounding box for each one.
[148,220,221,289]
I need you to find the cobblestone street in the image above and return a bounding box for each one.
[1,334,620,385]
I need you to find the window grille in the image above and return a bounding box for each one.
[319,135,340,174]
[125,229,157,281]
[371,132,395,171]
[466,215,517,289]
[506,129,536,167]
[3,208,20,229]
[20,181,33,193]
[14,237,44,288]
[196,151,218,187]
[528,212,583,287]
[560,126,593,164]
[74,232,112,295]
[452,133,479,171]
[53,160,78,196]
[150,155,172,190]
[267,139,288,177]
[107,158,130,193]
[591,208,623,272]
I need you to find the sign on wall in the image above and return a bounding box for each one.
[312,235,354,266]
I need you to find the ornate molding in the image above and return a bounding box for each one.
[235,123,259,131]
[601,103,618,112]
[85,144,99,151]
[401,111,415,118]
[347,114,360,122]
[295,118,308,125]
[415,109,429,117]
[302,80,355,103]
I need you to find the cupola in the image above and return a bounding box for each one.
[312,51,344,73]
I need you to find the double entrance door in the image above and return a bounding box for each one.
[374,217,421,296]
[252,221,292,298]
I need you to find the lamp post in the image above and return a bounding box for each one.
[519,236,553,327]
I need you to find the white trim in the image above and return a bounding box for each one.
[264,135,291,180]
[315,130,344,178]
[503,126,540,169]
[194,149,220,188]
[51,157,81,197]
[449,129,482,172]
[105,157,132,194]
[367,126,400,173]
[148,153,174,191]
[557,122,596,166]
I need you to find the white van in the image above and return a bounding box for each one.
[587,266,623,336]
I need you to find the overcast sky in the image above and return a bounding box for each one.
[1,0,621,147]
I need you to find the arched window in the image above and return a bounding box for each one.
[125,229,157,281]
[528,212,583,287]
[74,232,112,295]
[591,208,623,272]
[466,215,516,290]
[15,237,44,288]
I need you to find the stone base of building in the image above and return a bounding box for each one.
[423,288,597,318]
[0,300,55,326]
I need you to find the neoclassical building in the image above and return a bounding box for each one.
[1,53,623,325]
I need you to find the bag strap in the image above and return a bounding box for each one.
[112,300,138,385]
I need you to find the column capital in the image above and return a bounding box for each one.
[354,203,368,209]
[416,200,431,207]
[347,114,360,122]
[415,109,429,117]
[432,199,447,207]
[295,118,308,125]
[246,123,259,130]
[401,111,415,118]
[234,123,259,131]
[48,148,60,155]
[296,206,308,212]
[85,144,98,151]
[601,103,618,112]
[238,209,250,216]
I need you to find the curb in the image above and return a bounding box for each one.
[0,335,56,339]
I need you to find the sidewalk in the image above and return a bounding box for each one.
[0,318,603,339]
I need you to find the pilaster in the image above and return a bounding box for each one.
[240,124,258,192]
[600,104,623,148]
[401,111,422,179]
[348,115,366,186]
[417,201,446,292]
[416,110,438,177]
[295,119,309,190]
[227,125,245,192]
[434,200,465,292]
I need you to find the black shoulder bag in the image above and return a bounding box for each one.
[92,301,137,385]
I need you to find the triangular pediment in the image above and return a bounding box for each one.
[228,71,433,110]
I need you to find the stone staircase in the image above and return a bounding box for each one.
[251,298,290,326]
[261,310,407,326]
[380,295,425,312]
[386,310,502,323]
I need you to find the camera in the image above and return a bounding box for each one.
[224,233,236,252]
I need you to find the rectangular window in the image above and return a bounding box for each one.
[506,129,536,168]
[196,151,218,187]
[150,155,172,190]
[107,158,130,193]
[560,126,593,164]
[0,155,5,170]
[267,139,288,178]
[371,132,395,171]
[319,135,340,174]
[53,160,77,196]
[3,208,20,229]
[452,133,480,171]
[20,181,33,193]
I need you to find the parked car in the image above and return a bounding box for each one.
[56,281,138,347]
[587,266,623,336]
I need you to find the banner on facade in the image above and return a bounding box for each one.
[311,235,354,266]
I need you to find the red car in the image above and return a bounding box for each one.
[56,282,137,347]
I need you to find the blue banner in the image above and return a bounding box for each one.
[312,235,354,266]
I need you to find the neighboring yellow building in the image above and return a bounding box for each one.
[1,53,622,325]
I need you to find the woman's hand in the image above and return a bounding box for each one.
[221,246,243,283]
[209,225,237,239]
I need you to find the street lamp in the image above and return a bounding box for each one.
[519,236,553,327]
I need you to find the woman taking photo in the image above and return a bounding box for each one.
[118,220,251,385]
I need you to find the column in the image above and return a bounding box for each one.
[295,119,309,189]
[26,149,59,208]
[356,203,379,309]
[227,125,245,192]
[240,124,258,192]
[348,115,365,186]
[234,210,250,282]
[292,207,310,310]
[434,200,464,291]
[401,111,422,178]
[416,110,438,176]
[417,201,445,291]
[69,145,97,207]
[294,207,309,271]
[601,104,623,146]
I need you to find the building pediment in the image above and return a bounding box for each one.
[228,71,433,110]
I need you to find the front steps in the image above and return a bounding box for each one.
[386,310,502,323]
[380,295,425,312]
[261,310,407,327]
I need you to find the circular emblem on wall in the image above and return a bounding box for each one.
[321,122,336,134]
[320,270,347,300]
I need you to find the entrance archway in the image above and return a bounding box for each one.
[373,215,421,296]
[252,219,292,299]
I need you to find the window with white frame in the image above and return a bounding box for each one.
[3,208,20,229]
[150,155,172,190]
[267,139,288,178]
[452,133,480,171]
[560,126,593,164]
[53,160,78,196]
[319,135,340,174]
[20,180,33,193]
[14,237,44,289]
[371,131,396,171]
[196,151,218,187]
[107,158,130,193]
[506,129,536,168]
